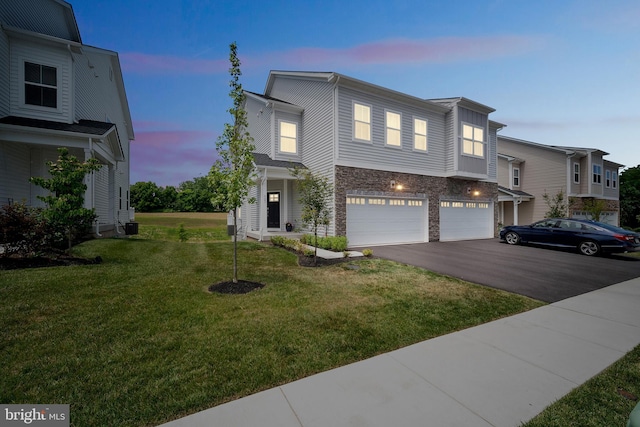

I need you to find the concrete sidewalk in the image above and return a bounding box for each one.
[159,278,640,427]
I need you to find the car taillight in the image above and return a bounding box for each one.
[613,233,635,242]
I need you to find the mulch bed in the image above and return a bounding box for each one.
[0,255,102,270]
[208,280,265,294]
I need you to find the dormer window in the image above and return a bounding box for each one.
[279,121,297,154]
[24,61,57,108]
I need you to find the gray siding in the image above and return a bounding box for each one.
[457,107,488,176]
[0,30,9,116]
[245,96,272,154]
[443,110,455,173]
[336,86,447,175]
[273,110,302,162]
[0,141,31,204]
[0,0,78,41]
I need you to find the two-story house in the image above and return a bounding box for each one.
[241,71,502,246]
[497,135,622,226]
[0,0,134,237]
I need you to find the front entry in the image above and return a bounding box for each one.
[267,192,281,228]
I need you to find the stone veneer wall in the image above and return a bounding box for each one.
[334,166,499,241]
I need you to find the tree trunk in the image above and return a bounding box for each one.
[233,207,238,283]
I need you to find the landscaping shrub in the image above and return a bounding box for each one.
[0,202,49,257]
[362,248,373,257]
[300,234,348,252]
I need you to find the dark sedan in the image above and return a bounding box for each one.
[499,218,640,256]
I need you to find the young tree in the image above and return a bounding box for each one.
[542,188,568,218]
[208,42,256,283]
[290,167,333,266]
[620,166,640,229]
[29,147,101,252]
[582,198,607,222]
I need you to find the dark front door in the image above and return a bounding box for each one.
[267,192,281,228]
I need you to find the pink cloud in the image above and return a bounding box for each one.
[131,129,219,186]
[121,35,544,75]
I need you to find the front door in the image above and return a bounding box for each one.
[267,192,281,228]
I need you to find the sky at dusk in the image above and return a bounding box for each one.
[71,0,640,187]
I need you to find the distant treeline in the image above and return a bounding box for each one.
[130,177,223,212]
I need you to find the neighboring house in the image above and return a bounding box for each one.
[241,71,502,246]
[0,0,134,236]
[497,135,622,226]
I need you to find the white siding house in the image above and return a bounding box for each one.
[243,71,501,245]
[0,0,134,236]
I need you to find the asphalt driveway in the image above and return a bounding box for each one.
[366,239,640,303]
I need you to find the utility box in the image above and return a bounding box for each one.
[125,222,139,235]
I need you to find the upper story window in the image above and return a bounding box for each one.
[353,102,371,142]
[413,118,427,151]
[605,170,611,188]
[385,111,401,147]
[462,123,484,158]
[279,121,297,154]
[513,167,520,187]
[573,162,580,184]
[612,171,618,189]
[592,164,602,184]
[24,61,57,108]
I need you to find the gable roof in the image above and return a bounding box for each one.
[498,186,534,199]
[428,97,496,114]
[0,0,81,43]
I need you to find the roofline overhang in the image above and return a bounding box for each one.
[245,91,304,114]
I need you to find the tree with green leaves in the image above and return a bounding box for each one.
[620,166,640,229]
[29,147,101,252]
[542,188,568,218]
[130,181,166,212]
[208,42,256,283]
[290,167,333,266]
[582,198,607,222]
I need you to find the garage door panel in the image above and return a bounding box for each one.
[440,201,493,241]
[347,197,427,246]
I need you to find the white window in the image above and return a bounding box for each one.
[440,201,450,208]
[385,111,401,147]
[478,202,489,208]
[24,61,57,108]
[279,121,297,154]
[467,202,477,208]
[452,202,464,208]
[462,123,484,157]
[413,118,427,151]
[353,103,371,142]
[408,200,423,206]
[592,164,602,184]
[612,172,618,189]
[347,197,365,205]
[513,167,520,187]
[368,198,386,205]
[573,162,580,184]
[389,199,405,206]
[605,170,611,188]
[268,193,280,202]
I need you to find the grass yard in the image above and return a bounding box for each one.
[523,344,640,427]
[131,212,229,242]
[0,213,544,426]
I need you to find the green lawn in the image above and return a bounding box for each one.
[523,344,640,427]
[131,212,229,242]
[1,214,545,426]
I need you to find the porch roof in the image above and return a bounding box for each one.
[498,185,534,200]
[253,153,306,169]
[0,116,114,136]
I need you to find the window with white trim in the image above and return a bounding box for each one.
[573,162,580,184]
[368,198,386,205]
[478,202,489,208]
[592,164,602,184]
[513,167,520,187]
[385,111,401,147]
[347,197,365,205]
[605,170,611,188]
[612,171,618,189]
[279,121,297,154]
[408,200,423,206]
[389,199,405,206]
[462,123,484,157]
[440,201,450,208]
[467,202,477,208]
[353,103,371,142]
[413,118,427,151]
[24,61,57,108]
[452,202,464,208]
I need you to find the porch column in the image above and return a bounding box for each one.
[84,148,94,210]
[282,178,289,230]
[259,168,268,241]
[513,197,520,225]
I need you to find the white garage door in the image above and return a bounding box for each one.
[346,196,428,246]
[439,200,493,241]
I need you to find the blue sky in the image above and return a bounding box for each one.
[71,0,640,187]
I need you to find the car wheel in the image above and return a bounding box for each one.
[578,240,600,256]
[504,231,521,245]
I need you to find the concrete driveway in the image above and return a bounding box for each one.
[367,239,640,303]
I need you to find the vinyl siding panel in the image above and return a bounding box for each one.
[0,141,31,204]
[487,127,498,180]
[457,107,488,175]
[603,161,619,199]
[9,39,72,122]
[273,110,302,162]
[245,96,272,154]
[94,165,110,221]
[336,86,447,175]
[443,111,455,173]
[0,0,78,41]
[498,138,567,222]
[497,157,510,188]
[0,30,10,116]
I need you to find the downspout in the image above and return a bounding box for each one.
[331,75,341,236]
